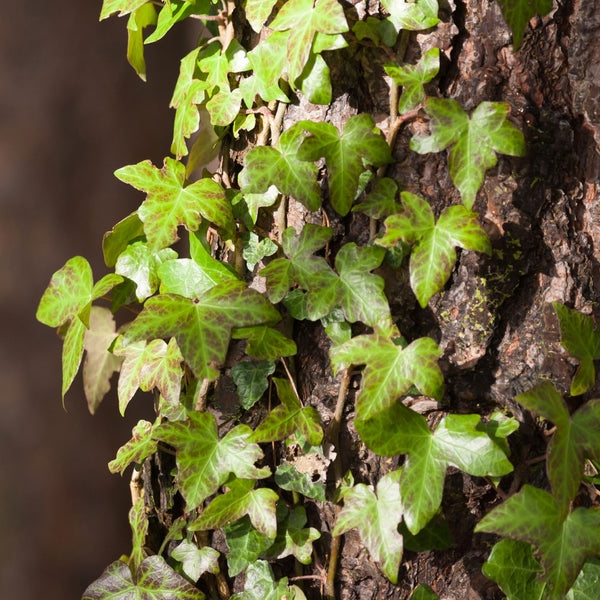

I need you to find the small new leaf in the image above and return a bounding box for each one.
[378,192,491,307]
[553,302,600,396]
[250,378,323,446]
[516,381,600,512]
[231,360,276,410]
[171,541,220,582]
[155,412,270,509]
[109,420,158,474]
[82,556,204,600]
[297,114,392,216]
[115,158,233,252]
[410,99,525,208]
[381,0,439,40]
[334,471,404,583]
[230,560,292,600]
[476,485,600,600]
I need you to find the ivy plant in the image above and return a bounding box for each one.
[37,1,596,599]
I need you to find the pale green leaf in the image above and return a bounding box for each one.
[274,463,327,501]
[242,233,278,271]
[230,560,292,600]
[244,0,278,33]
[100,0,150,20]
[381,0,439,41]
[126,3,157,81]
[109,419,158,474]
[62,317,86,399]
[171,541,220,582]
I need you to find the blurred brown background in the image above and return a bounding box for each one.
[1,2,186,597]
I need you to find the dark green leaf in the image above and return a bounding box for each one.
[496,0,553,49]
[224,516,274,577]
[231,360,276,409]
[274,463,327,501]
[231,325,297,361]
[103,212,145,268]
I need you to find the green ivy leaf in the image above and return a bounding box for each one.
[381,0,439,41]
[197,39,249,95]
[126,4,157,81]
[230,560,293,600]
[274,463,327,501]
[103,212,145,268]
[385,48,440,113]
[231,325,297,361]
[82,556,205,600]
[171,541,220,582]
[206,88,243,127]
[355,402,513,533]
[144,0,211,44]
[109,419,158,474]
[113,337,183,415]
[334,471,404,583]
[378,192,491,307]
[496,0,553,49]
[244,0,278,33]
[156,412,270,510]
[158,258,225,299]
[83,307,123,414]
[170,47,210,158]
[410,584,439,600]
[476,486,600,600]
[264,503,321,564]
[260,224,338,320]
[242,233,278,271]
[515,381,600,512]
[121,280,280,380]
[331,332,443,421]
[410,99,525,208]
[236,187,280,226]
[569,559,600,599]
[223,517,274,577]
[297,53,332,105]
[269,0,349,83]
[115,241,177,301]
[62,317,86,400]
[100,0,150,20]
[115,158,233,252]
[188,228,239,286]
[553,303,600,396]
[129,497,148,572]
[334,243,393,331]
[250,378,323,446]
[353,177,401,219]
[297,114,392,216]
[231,360,276,410]
[239,124,321,211]
[191,478,279,539]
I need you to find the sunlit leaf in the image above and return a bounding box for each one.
[126,3,157,81]
[109,420,158,474]
[274,463,327,501]
[171,541,220,582]
[100,0,150,20]
[230,560,293,600]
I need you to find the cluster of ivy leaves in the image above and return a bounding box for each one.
[36,1,600,599]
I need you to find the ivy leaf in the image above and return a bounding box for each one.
[378,192,491,307]
[297,114,392,216]
[250,378,323,446]
[410,584,439,600]
[113,337,183,415]
[264,503,321,564]
[236,187,279,226]
[100,0,150,20]
[239,124,321,211]
[384,48,440,114]
[242,232,278,271]
[191,478,279,539]
[109,420,158,474]
[355,401,513,533]
[126,3,157,81]
[170,47,210,158]
[244,0,278,33]
[103,212,145,268]
[223,517,274,577]
[260,224,339,320]
[476,485,600,600]
[482,539,546,600]
[115,241,177,301]
[83,307,123,414]
[335,243,393,331]
[155,411,270,509]
[515,381,600,512]
[269,0,349,83]
[144,0,211,44]
[381,0,439,40]
[411,99,525,208]
[62,317,86,400]
[188,228,239,287]
[274,464,327,501]
[333,471,404,583]
[553,303,600,396]
[171,541,220,582]
[353,177,401,219]
[82,556,205,600]
[158,258,228,299]
[331,332,443,421]
[230,560,293,600]
[121,280,280,380]
[297,53,332,105]
[115,158,233,252]
[231,325,297,361]
[197,40,249,95]
[496,0,553,49]
[231,360,276,410]
[129,497,149,573]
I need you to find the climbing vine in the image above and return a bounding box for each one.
[37,1,600,599]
